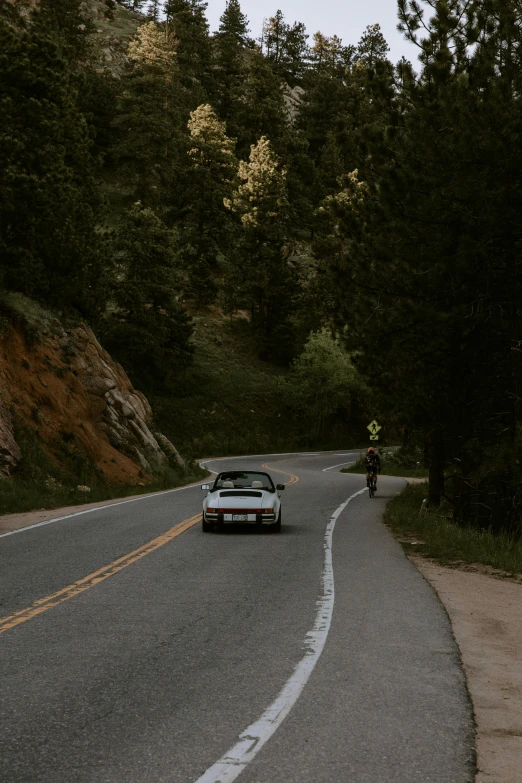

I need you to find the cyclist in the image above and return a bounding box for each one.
[364,447,381,490]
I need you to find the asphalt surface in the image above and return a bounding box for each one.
[0,452,475,782]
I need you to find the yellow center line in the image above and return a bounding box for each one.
[262,460,300,486]
[0,513,201,635]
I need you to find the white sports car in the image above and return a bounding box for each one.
[201,470,285,532]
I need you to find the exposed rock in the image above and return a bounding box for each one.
[0,303,184,485]
[0,397,21,477]
[155,433,185,468]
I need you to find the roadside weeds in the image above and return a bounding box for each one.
[384,482,522,579]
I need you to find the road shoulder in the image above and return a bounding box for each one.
[411,556,522,783]
[0,478,205,537]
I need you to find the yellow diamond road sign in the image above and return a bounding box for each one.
[367,420,382,436]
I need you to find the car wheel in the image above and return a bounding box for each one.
[271,510,282,533]
[202,516,213,532]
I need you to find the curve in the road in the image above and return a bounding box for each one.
[0,451,474,783]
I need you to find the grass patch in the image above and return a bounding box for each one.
[384,482,522,577]
[342,454,428,478]
[151,313,303,458]
[0,426,207,517]
[0,465,206,517]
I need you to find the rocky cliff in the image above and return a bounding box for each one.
[0,295,183,483]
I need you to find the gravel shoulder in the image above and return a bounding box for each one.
[411,557,522,783]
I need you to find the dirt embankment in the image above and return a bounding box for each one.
[413,558,522,783]
[0,297,182,484]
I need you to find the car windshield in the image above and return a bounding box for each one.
[214,471,274,491]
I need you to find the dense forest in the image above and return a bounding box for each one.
[1,0,522,535]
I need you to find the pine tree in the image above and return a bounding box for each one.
[164,0,213,101]
[309,32,354,76]
[0,0,104,316]
[356,24,390,68]
[234,49,288,158]
[213,0,251,138]
[319,0,522,531]
[216,0,250,47]
[102,203,193,390]
[261,11,309,84]
[112,21,182,210]
[284,22,309,84]
[182,104,238,304]
[225,136,296,359]
[148,0,161,21]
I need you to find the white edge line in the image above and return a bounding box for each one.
[193,486,367,783]
[322,460,356,472]
[0,482,203,540]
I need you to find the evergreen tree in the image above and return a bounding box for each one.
[112,21,182,211]
[234,49,288,158]
[261,11,309,84]
[284,22,309,84]
[182,104,238,303]
[148,0,162,20]
[319,0,522,531]
[164,0,213,101]
[102,203,193,390]
[225,136,296,359]
[216,0,250,47]
[309,32,354,76]
[0,0,104,316]
[213,0,251,138]
[356,23,390,68]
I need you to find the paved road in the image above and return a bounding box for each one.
[0,452,475,782]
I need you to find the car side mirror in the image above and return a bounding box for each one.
[201,484,211,491]
[276,484,285,491]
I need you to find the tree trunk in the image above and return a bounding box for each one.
[425,426,444,507]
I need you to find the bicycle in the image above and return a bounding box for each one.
[367,474,377,498]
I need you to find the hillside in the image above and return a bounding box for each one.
[151,310,300,458]
[0,293,199,514]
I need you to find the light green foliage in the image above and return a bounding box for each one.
[283,328,366,439]
[112,20,182,209]
[224,136,295,359]
[182,103,238,302]
[225,136,286,229]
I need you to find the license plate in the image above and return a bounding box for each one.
[232,514,248,521]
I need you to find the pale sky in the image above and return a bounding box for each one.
[205,0,420,65]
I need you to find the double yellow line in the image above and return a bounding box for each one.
[262,460,300,486]
[0,513,201,636]
[1,460,302,637]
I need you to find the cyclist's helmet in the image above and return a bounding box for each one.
[367,447,375,453]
